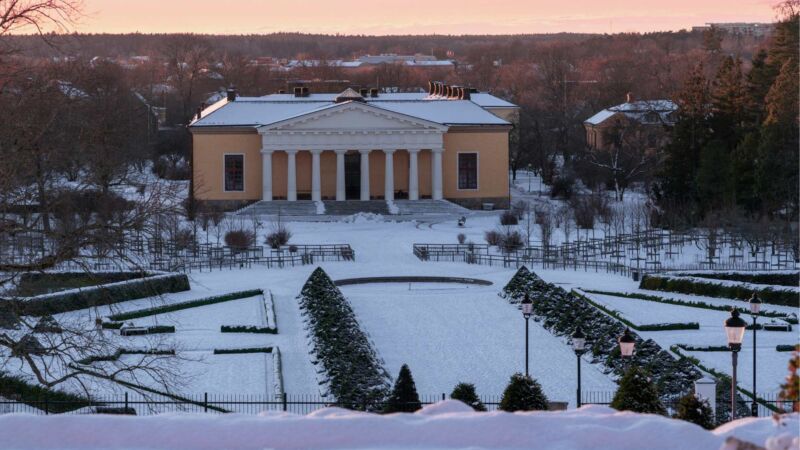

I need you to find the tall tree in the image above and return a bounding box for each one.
[384,364,422,413]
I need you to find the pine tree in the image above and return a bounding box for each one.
[610,366,667,415]
[450,382,486,411]
[674,392,715,429]
[499,373,549,412]
[384,364,422,413]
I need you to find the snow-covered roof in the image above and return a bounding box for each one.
[585,100,678,126]
[191,91,516,128]
[404,60,454,67]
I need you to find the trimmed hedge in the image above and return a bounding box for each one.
[583,289,798,324]
[640,275,799,308]
[298,267,390,409]
[5,272,190,316]
[76,348,175,365]
[675,272,799,287]
[777,345,799,352]
[108,289,262,321]
[0,373,90,413]
[220,325,276,334]
[213,347,273,354]
[575,291,700,332]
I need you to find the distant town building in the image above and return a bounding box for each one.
[583,94,677,152]
[281,54,455,71]
[691,22,774,37]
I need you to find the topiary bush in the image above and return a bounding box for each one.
[610,366,667,415]
[499,373,549,412]
[673,392,715,429]
[384,364,422,413]
[450,382,486,411]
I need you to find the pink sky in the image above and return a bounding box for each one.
[72,0,776,34]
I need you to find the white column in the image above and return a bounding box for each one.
[310,150,321,202]
[286,150,297,202]
[408,149,419,201]
[432,148,443,200]
[335,150,346,201]
[383,149,395,202]
[359,149,370,201]
[261,150,273,201]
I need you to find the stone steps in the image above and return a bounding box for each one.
[393,200,471,215]
[236,201,318,216]
[322,200,390,216]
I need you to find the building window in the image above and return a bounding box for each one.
[458,153,478,190]
[224,154,244,191]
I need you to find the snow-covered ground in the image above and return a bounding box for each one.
[0,401,797,450]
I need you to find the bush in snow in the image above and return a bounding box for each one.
[610,366,666,415]
[780,349,799,412]
[499,373,549,412]
[265,226,292,249]
[674,392,715,429]
[450,382,486,412]
[549,176,575,200]
[640,275,799,308]
[173,228,196,252]
[224,229,255,251]
[499,210,518,226]
[298,268,390,410]
[499,230,525,253]
[484,230,502,247]
[384,364,422,413]
[457,233,466,244]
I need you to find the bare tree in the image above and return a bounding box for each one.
[0,0,82,55]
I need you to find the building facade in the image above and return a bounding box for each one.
[583,95,677,152]
[189,82,517,209]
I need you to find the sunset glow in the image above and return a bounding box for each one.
[73,0,777,35]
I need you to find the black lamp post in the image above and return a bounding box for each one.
[572,327,586,408]
[521,293,533,376]
[725,308,747,421]
[749,293,761,417]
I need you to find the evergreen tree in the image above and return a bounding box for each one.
[674,392,715,429]
[498,373,549,412]
[450,382,486,411]
[384,364,422,413]
[610,366,667,415]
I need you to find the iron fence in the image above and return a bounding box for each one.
[581,391,797,418]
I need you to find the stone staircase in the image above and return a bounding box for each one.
[393,200,471,215]
[236,200,319,216]
[322,200,390,216]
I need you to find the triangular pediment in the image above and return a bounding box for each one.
[259,101,448,133]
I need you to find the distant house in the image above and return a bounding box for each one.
[583,95,678,152]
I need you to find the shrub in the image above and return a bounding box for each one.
[674,392,715,429]
[676,272,799,287]
[457,233,466,244]
[499,373,549,412]
[484,230,502,246]
[220,325,277,334]
[571,196,596,230]
[213,347,272,354]
[265,226,292,249]
[500,230,525,254]
[108,289,262,321]
[450,382,486,411]
[384,364,422,413]
[225,229,255,250]
[610,366,666,415]
[550,176,574,200]
[173,228,196,252]
[640,275,799,308]
[511,201,528,219]
[499,210,518,226]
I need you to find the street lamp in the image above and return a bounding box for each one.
[749,293,762,417]
[521,293,533,376]
[725,308,747,421]
[572,327,586,408]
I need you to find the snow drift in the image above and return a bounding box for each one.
[1,401,797,450]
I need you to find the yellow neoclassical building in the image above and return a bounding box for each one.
[189,82,517,211]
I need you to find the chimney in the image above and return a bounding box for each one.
[450,85,460,99]
[443,84,451,98]
[369,88,379,98]
[195,107,202,120]
[294,86,303,97]
[301,86,310,97]
[359,87,369,97]
[460,87,471,100]
[626,92,633,103]
[428,81,435,95]
[226,86,237,102]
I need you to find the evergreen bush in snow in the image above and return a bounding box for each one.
[499,373,549,412]
[610,366,666,415]
[384,364,422,413]
[640,274,799,308]
[450,382,486,411]
[674,392,715,429]
[298,267,390,410]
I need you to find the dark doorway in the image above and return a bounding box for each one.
[345,152,361,199]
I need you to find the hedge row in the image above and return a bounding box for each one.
[500,266,701,400]
[298,267,390,409]
[574,291,700,332]
[220,325,276,334]
[108,289,263,321]
[583,289,798,324]
[75,349,175,365]
[5,272,191,316]
[776,345,799,352]
[640,275,799,308]
[0,373,90,413]
[213,347,273,354]
[674,272,799,287]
